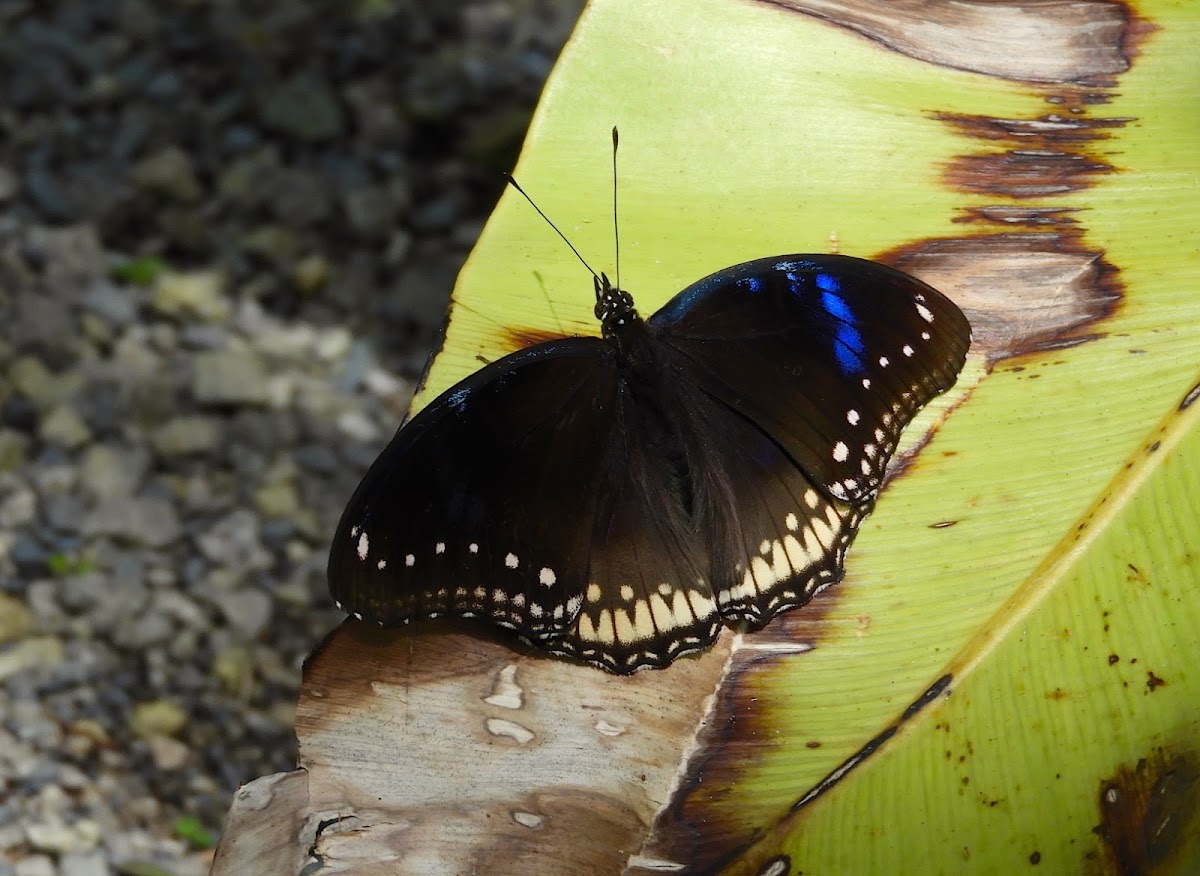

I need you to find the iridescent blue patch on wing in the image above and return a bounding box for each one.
[737,275,765,293]
[821,290,866,376]
[815,272,840,294]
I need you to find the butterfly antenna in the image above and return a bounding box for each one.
[505,175,600,284]
[612,126,620,292]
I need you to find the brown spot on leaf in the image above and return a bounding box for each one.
[1146,671,1166,692]
[503,326,571,353]
[1098,749,1200,873]
[881,233,1120,365]
[758,0,1133,83]
[935,110,1133,201]
[1181,381,1200,411]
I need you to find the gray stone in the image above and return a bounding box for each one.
[0,637,64,683]
[294,444,337,475]
[129,699,188,739]
[267,166,333,227]
[218,145,281,207]
[290,252,329,293]
[150,416,223,457]
[59,850,107,876]
[220,587,273,638]
[343,185,401,240]
[0,477,36,528]
[82,281,138,327]
[8,534,48,575]
[10,293,76,353]
[60,571,148,628]
[113,610,174,649]
[8,356,55,404]
[152,270,229,322]
[24,168,73,222]
[131,145,201,202]
[24,820,78,854]
[148,734,191,771]
[241,224,303,267]
[78,444,149,501]
[152,591,207,629]
[260,70,344,143]
[0,165,18,202]
[195,509,271,573]
[178,323,230,350]
[25,225,107,294]
[81,496,182,548]
[191,349,270,405]
[0,593,34,644]
[43,493,84,532]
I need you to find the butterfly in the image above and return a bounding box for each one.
[328,246,971,673]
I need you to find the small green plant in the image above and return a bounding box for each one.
[173,815,216,849]
[112,256,167,286]
[45,553,97,577]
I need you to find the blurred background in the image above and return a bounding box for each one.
[0,1,584,872]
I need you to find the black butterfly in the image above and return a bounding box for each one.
[329,254,969,673]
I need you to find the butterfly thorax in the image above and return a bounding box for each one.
[594,273,640,340]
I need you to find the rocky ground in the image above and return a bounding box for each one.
[0,1,583,873]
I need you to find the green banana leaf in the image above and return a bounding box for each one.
[428,0,1200,872]
[215,1,1200,873]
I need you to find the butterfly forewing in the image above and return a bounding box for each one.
[651,255,971,504]
[328,339,618,637]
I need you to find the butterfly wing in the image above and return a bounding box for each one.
[695,397,866,624]
[550,378,723,673]
[328,339,620,640]
[650,254,971,503]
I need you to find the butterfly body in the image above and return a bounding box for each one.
[329,255,970,672]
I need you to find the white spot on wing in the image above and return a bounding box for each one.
[376,559,387,570]
[833,441,849,462]
[356,532,369,560]
[405,553,415,567]
[436,542,446,554]
[916,302,934,323]
[505,552,519,568]
[785,512,798,530]
[539,567,556,586]
[847,409,860,425]
[469,543,479,553]
[903,344,914,357]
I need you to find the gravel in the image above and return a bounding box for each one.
[0,0,584,872]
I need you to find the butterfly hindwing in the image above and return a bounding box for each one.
[551,380,722,672]
[694,399,863,624]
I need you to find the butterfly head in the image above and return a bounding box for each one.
[594,272,639,336]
